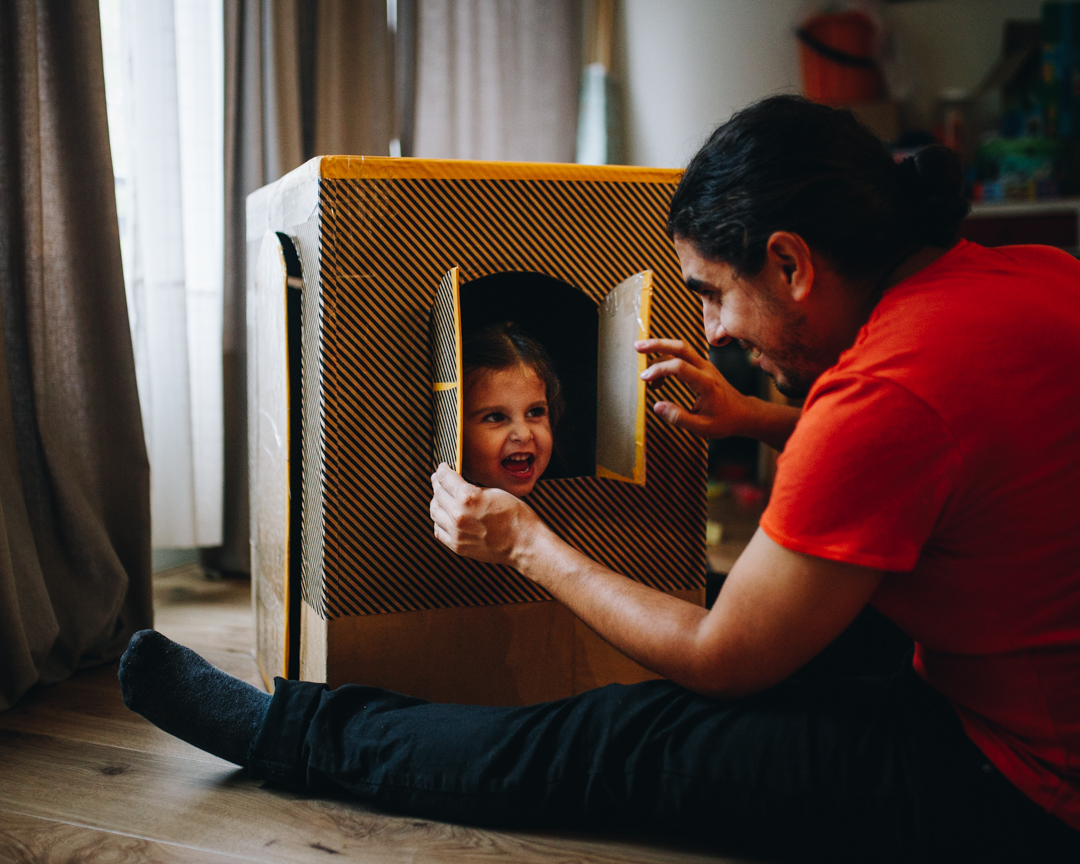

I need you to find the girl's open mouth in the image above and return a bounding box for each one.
[502,453,535,478]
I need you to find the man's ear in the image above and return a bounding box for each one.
[764,231,814,303]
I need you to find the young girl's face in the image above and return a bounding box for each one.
[462,363,553,497]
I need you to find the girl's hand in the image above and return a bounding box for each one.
[635,338,753,439]
[430,465,546,568]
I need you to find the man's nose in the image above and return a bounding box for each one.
[703,303,731,347]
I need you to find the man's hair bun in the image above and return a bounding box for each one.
[669,97,972,284]
[895,145,970,247]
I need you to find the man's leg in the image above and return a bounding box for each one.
[248,662,1008,863]
[121,630,1078,862]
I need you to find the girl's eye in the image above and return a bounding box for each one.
[482,412,506,423]
[527,406,547,419]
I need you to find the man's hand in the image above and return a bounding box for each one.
[636,338,801,451]
[635,338,754,439]
[430,464,547,568]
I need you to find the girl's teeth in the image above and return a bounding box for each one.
[503,454,534,475]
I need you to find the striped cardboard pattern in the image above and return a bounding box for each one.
[308,160,706,618]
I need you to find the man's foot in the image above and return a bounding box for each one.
[119,629,271,766]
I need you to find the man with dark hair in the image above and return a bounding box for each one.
[122,97,1080,862]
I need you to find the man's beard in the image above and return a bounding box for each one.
[771,370,813,400]
[761,333,832,400]
[753,295,828,401]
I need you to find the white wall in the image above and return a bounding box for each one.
[622,0,803,169]
[622,0,1046,169]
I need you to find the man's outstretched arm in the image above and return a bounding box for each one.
[430,467,881,699]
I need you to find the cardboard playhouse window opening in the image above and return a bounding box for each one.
[431,267,653,486]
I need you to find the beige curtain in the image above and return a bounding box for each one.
[313,0,396,155]
[0,0,153,710]
[216,0,394,575]
[413,0,583,162]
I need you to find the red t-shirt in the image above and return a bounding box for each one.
[761,240,1080,829]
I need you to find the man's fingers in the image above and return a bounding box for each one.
[431,478,459,511]
[641,357,710,390]
[432,522,455,550]
[430,485,469,535]
[635,338,710,369]
[429,498,454,536]
[429,488,453,522]
[433,463,476,497]
[636,337,691,354]
[652,400,711,436]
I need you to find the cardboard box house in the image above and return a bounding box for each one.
[247,157,707,705]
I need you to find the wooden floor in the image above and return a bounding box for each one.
[0,566,751,863]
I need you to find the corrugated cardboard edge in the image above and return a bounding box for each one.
[634,271,653,484]
[247,157,321,242]
[319,155,682,185]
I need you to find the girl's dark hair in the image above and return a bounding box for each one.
[462,322,565,428]
[668,95,970,281]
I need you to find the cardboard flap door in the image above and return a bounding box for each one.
[596,270,653,484]
[431,268,463,472]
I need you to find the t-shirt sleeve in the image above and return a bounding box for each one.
[760,374,960,571]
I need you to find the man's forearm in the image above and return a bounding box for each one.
[741,397,801,451]
[507,522,882,702]
[510,524,724,695]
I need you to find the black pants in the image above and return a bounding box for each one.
[247,608,1079,862]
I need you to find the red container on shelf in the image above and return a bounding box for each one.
[798,11,882,104]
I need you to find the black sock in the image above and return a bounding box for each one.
[119,629,271,766]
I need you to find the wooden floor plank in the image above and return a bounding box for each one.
[154,573,260,658]
[155,618,258,658]
[152,571,251,608]
[0,646,259,762]
[0,728,737,864]
[0,669,229,765]
[0,810,256,864]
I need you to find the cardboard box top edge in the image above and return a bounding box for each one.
[318,155,682,185]
[246,155,682,243]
